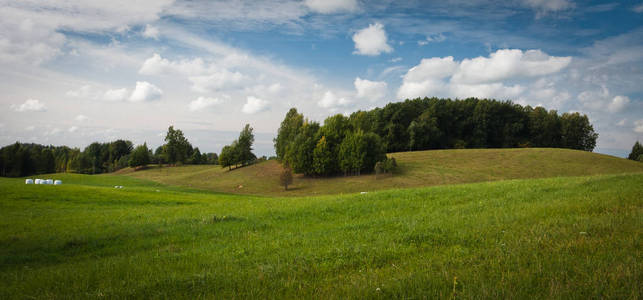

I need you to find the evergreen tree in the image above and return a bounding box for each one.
[628,141,643,161]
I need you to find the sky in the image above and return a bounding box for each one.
[1,0,642,157]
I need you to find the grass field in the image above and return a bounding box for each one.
[121,148,643,196]
[1,170,641,298]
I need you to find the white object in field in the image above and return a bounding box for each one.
[26,179,34,184]
[54,180,62,185]
[47,179,53,184]
[35,179,41,184]
[360,192,367,194]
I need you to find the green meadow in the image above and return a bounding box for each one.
[122,148,643,196]
[1,153,641,298]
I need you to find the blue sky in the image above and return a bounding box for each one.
[1,0,642,157]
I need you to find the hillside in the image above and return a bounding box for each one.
[120,148,643,196]
[1,173,641,298]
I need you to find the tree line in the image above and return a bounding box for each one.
[275,97,599,177]
[0,126,218,177]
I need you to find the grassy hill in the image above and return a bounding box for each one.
[121,148,643,196]
[1,172,641,298]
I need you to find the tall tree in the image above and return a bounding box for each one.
[236,124,256,166]
[560,112,598,151]
[164,126,192,164]
[274,108,304,160]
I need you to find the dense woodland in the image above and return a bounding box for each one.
[275,97,599,176]
[0,126,218,177]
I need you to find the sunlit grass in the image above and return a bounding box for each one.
[1,172,641,298]
[123,148,643,196]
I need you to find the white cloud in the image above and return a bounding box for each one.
[75,114,89,122]
[66,85,95,98]
[139,53,207,76]
[635,119,643,133]
[398,49,571,101]
[68,126,79,133]
[608,95,630,113]
[418,33,446,46]
[12,99,47,112]
[103,88,129,101]
[305,0,358,14]
[188,96,223,112]
[242,96,269,114]
[318,90,350,109]
[397,56,457,99]
[26,126,35,131]
[0,1,172,65]
[142,24,160,39]
[129,81,162,102]
[616,119,627,126]
[354,77,387,102]
[452,49,571,84]
[390,57,402,63]
[352,23,393,56]
[189,70,246,93]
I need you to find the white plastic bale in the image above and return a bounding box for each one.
[48,179,53,184]
[35,179,41,184]
[25,179,34,184]
[54,180,62,185]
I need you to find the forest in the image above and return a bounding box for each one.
[274,97,598,176]
[0,126,218,177]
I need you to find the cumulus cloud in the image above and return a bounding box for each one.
[242,96,269,114]
[398,49,571,101]
[189,96,223,112]
[139,53,206,76]
[635,119,643,133]
[12,99,47,112]
[68,126,79,133]
[452,49,571,84]
[352,23,393,56]
[318,90,351,109]
[129,81,162,102]
[354,77,387,102]
[397,57,458,99]
[608,95,630,113]
[305,0,358,13]
[142,24,160,39]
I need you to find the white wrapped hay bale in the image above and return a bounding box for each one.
[35,179,42,184]
[25,179,34,184]
[47,179,53,185]
[54,180,62,185]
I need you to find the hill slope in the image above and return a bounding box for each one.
[121,148,643,196]
[1,173,641,298]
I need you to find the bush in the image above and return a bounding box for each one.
[375,157,397,178]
